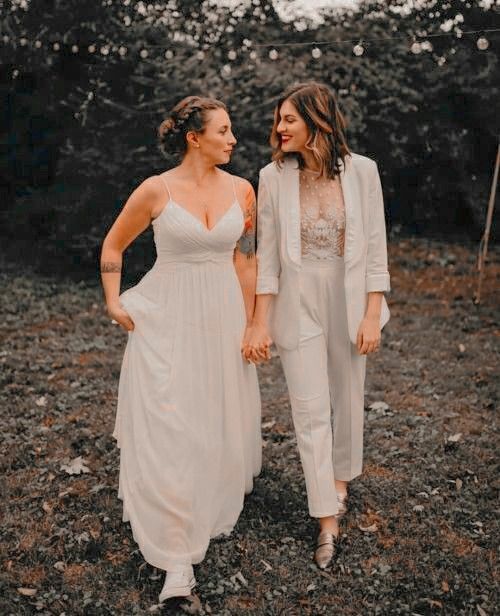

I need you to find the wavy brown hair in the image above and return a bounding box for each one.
[158,95,227,158]
[270,81,350,178]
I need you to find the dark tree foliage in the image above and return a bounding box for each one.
[0,0,498,276]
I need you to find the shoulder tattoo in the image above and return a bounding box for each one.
[235,188,256,259]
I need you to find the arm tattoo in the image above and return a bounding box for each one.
[100,262,122,273]
[235,196,256,259]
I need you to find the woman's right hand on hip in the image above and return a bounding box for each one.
[107,302,135,332]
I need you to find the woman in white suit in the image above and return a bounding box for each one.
[246,82,390,568]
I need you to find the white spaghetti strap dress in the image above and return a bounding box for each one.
[113,174,262,570]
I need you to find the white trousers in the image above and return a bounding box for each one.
[276,258,367,518]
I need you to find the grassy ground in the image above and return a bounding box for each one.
[1,238,498,615]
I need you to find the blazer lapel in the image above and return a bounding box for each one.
[341,155,364,264]
[281,158,301,267]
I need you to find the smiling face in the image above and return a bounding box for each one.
[188,107,237,165]
[276,98,310,155]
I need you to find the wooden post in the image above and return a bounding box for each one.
[475,140,500,304]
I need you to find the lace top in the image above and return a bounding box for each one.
[299,169,346,260]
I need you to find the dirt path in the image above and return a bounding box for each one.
[1,239,498,615]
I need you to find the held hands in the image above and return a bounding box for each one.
[356,315,381,355]
[241,321,273,364]
[107,302,135,332]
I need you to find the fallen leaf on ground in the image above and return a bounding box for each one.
[17,588,37,596]
[60,456,90,475]
[230,571,248,587]
[368,401,390,412]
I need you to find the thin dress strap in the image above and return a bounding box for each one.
[158,173,172,201]
[230,174,238,204]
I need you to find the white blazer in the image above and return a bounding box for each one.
[256,153,391,351]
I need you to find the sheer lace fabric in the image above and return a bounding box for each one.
[299,170,346,260]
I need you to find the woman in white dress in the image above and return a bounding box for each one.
[246,82,390,568]
[100,96,262,602]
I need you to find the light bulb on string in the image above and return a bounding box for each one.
[221,64,231,77]
[411,41,422,54]
[140,49,148,58]
[53,42,60,51]
[3,35,9,43]
[312,47,322,59]
[20,38,27,46]
[228,49,237,61]
[353,43,364,57]
[196,50,205,60]
[101,46,110,56]
[35,40,42,48]
[88,44,96,53]
[164,49,174,59]
[477,36,489,51]
[118,46,127,56]
[249,50,258,61]
[72,45,79,53]
[269,48,278,60]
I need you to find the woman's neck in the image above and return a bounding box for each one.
[300,150,321,174]
[176,154,219,186]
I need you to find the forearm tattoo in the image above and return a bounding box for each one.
[236,197,256,259]
[100,262,122,273]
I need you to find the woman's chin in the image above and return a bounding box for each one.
[281,142,297,152]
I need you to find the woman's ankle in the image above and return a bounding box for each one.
[318,515,339,536]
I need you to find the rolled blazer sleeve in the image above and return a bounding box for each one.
[256,171,280,295]
[366,162,391,293]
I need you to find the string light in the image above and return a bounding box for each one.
[353,43,364,56]
[411,41,422,54]
[3,27,498,65]
[477,36,489,50]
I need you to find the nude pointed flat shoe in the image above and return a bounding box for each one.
[314,530,338,569]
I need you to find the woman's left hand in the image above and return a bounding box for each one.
[356,316,381,355]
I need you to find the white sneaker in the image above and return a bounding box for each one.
[159,565,196,602]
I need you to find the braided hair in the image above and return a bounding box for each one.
[158,95,227,158]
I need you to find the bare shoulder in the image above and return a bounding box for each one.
[229,174,256,207]
[120,174,168,222]
[132,174,166,200]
